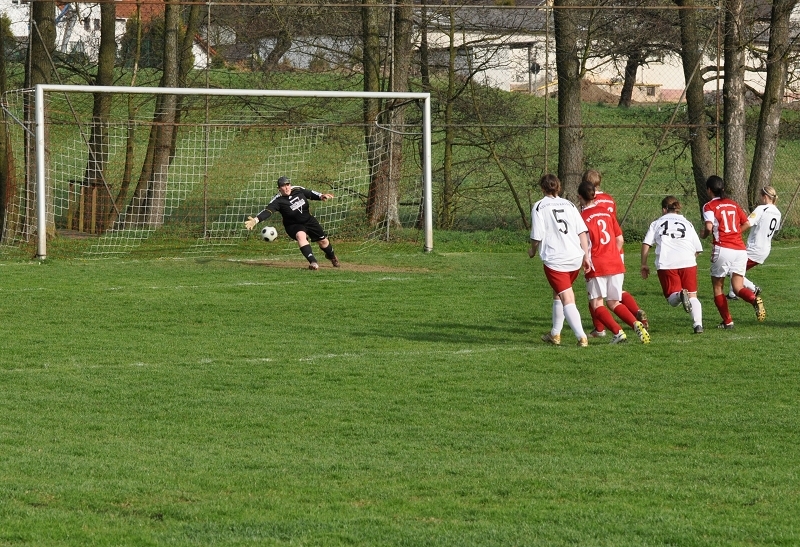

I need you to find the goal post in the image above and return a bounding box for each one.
[15,84,433,258]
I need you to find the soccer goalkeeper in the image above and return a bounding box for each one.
[245,176,340,270]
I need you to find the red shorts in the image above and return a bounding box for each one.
[544,265,580,295]
[657,266,698,298]
[746,259,759,271]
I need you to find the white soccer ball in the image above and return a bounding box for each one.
[260,226,278,242]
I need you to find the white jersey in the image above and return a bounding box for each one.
[531,195,588,271]
[746,204,781,264]
[642,212,703,270]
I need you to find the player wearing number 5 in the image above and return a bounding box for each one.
[641,196,704,333]
[727,185,782,299]
[701,175,764,328]
[529,174,592,347]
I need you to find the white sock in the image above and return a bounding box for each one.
[690,297,703,326]
[551,299,564,335]
[667,292,681,307]
[563,303,587,339]
[742,276,756,292]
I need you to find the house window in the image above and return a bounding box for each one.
[646,86,656,97]
[93,19,100,30]
[83,18,90,31]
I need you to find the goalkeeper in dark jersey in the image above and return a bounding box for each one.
[245,176,340,270]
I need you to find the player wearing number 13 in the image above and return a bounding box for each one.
[701,175,764,328]
[529,174,591,347]
[641,196,704,333]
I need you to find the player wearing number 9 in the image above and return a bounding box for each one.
[529,174,592,347]
[727,186,782,299]
[701,175,764,328]
[641,196,704,334]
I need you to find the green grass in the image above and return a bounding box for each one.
[1,241,799,546]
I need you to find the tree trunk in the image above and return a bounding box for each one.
[0,17,8,240]
[25,0,56,240]
[723,0,747,205]
[82,0,116,234]
[439,9,457,229]
[553,0,583,202]
[367,0,412,229]
[674,0,714,210]
[362,0,386,226]
[748,0,797,207]
[261,29,293,73]
[618,50,644,108]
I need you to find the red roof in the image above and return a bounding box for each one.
[115,0,165,22]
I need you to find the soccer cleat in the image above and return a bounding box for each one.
[753,286,762,297]
[308,262,320,271]
[577,337,589,348]
[636,309,649,330]
[330,256,340,267]
[726,292,738,301]
[589,329,607,338]
[717,321,735,330]
[541,332,561,346]
[693,324,704,334]
[753,295,766,322]
[680,289,692,313]
[610,331,628,344]
[633,320,651,344]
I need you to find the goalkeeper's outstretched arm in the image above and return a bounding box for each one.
[245,210,273,230]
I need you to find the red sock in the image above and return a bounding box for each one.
[594,305,622,334]
[588,303,605,332]
[737,287,755,304]
[621,291,640,316]
[611,302,637,329]
[714,294,733,324]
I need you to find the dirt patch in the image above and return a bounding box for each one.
[239,259,429,273]
[581,79,619,105]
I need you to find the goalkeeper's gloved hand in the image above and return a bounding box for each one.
[244,216,259,230]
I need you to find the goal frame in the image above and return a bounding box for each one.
[33,84,433,258]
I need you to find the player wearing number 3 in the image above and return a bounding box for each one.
[578,181,650,344]
[529,174,592,347]
[701,175,764,328]
[641,196,704,333]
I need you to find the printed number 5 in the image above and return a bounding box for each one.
[553,209,568,234]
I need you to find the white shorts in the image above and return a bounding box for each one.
[710,245,747,277]
[586,273,624,301]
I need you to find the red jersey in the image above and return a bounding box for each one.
[702,197,748,250]
[594,190,617,217]
[581,204,624,279]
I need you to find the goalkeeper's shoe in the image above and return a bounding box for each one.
[308,262,319,271]
[753,295,766,322]
[330,256,340,267]
[541,332,561,346]
[633,321,651,344]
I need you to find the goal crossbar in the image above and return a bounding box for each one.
[33,84,433,258]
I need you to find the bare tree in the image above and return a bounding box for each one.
[748,0,799,207]
[723,0,749,205]
[553,0,583,201]
[673,0,715,210]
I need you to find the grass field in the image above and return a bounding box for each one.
[1,238,799,546]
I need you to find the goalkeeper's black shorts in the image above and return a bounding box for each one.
[285,217,328,242]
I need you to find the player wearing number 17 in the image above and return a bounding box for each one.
[641,196,704,333]
[529,174,592,347]
[701,175,764,328]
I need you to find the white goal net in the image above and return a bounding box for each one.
[0,86,432,259]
